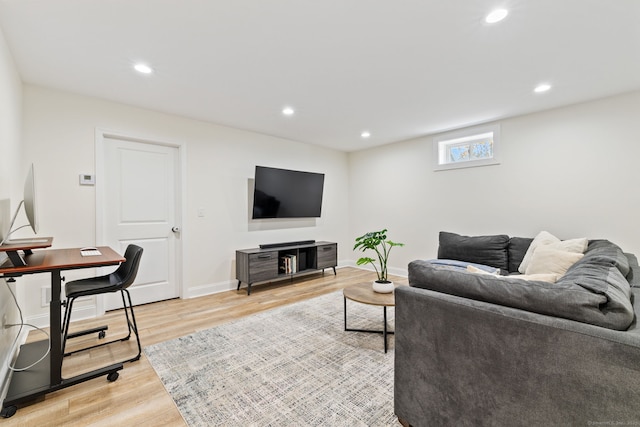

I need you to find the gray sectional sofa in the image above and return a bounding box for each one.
[394,232,640,426]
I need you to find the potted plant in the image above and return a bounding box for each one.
[353,229,404,293]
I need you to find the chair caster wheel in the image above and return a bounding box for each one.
[1,405,17,418]
[98,330,106,339]
[107,372,119,382]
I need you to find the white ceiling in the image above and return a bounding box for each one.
[1,0,639,152]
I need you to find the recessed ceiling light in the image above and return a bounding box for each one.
[534,83,551,93]
[485,9,508,24]
[361,131,371,139]
[282,107,295,116]
[134,63,153,74]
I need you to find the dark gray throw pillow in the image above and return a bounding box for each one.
[438,231,510,271]
[508,237,534,273]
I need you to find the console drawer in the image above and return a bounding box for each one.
[317,244,337,269]
[248,252,278,283]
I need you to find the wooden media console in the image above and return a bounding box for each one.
[236,241,337,295]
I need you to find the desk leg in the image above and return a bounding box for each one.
[50,270,62,384]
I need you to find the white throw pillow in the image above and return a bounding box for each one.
[525,246,584,276]
[519,231,561,273]
[547,237,588,254]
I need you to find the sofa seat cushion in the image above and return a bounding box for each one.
[438,231,509,272]
[409,240,635,330]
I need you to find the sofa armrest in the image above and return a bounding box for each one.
[394,286,640,426]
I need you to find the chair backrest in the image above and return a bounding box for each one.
[111,244,144,290]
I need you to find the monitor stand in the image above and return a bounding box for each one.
[0,237,53,267]
[5,238,50,244]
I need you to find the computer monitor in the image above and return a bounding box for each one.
[23,163,38,234]
[1,164,39,245]
[0,198,10,243]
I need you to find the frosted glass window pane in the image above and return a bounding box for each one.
[434,125,500,171]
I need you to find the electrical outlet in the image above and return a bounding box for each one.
[42,287,52,307]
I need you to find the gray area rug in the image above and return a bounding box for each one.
[145,291,397,426]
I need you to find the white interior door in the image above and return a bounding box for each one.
[100,136,180,310]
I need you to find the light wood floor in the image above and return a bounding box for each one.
[3,267,406,426]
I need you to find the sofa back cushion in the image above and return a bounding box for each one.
[556,240,633,328]
[507,237,533,273]
[438,231,509,272]
[627,253,640,288]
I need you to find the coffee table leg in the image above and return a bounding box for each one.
[344,295,394,352]
[344,297,347,331]
[383,306,388,353]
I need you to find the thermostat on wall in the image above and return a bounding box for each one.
[79,174,95,186]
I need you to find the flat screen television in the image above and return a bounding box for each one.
[252,166,325,219]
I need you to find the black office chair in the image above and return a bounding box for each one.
[61,244,144,363]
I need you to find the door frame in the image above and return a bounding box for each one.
[95,128,186,315]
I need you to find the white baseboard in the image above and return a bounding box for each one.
[24,303,96,329]
[23,312,49,329]
[342,260,408,278]
[186,280,237,299]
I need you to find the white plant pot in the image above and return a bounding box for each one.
[372,280,394,293]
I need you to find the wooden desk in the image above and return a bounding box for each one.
[0,246,125,417]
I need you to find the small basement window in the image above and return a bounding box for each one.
[433,124,500,171]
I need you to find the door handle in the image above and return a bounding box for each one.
[171,226,181,233]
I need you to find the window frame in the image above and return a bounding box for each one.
[433,124,500,171]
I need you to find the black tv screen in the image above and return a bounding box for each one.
[252,166,325,219]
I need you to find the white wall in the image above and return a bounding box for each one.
[348,90,640,274]
[20,85,350,323]
[0,25,22,401]
[11,68,640,335]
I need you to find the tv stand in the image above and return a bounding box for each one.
[236,241,337,295]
